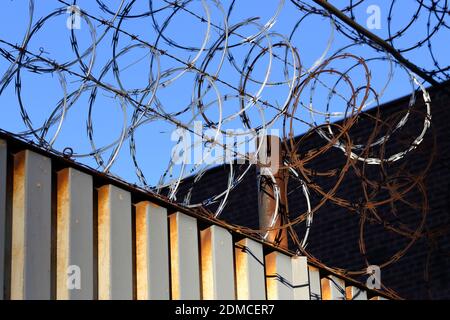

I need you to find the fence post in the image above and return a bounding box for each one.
[11,150,52,299]
[308,265,322,300]
[256,134,288,248]
[346,286,368,300]
[291,255,310,300]
[169,212,201,300]
[235,238,266,300]
[265,251,294,300]
[200,225,235,300]
[56,168,94,300]
[97,185,133,300]
[135,201,170,300]
[321,275,346,300]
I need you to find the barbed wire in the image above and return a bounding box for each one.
[0,0,448,298]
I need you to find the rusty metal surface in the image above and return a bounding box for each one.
[346,286,367,300]
[97,184,132,300]
[265,252,294,300]
[257,135,288,248]
[56,168,93,299]
[169,212,201,300]
[308,265,322,300]
[135,201,170,300]
[135,202,148,300]
[11,150,52,299]
[200,225,236,300]
[321,275,346,300]
[235,238,266,300]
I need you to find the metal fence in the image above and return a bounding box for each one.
[0,130,388,300]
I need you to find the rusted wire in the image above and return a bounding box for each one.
[0,0,447,298]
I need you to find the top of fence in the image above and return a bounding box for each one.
[0,128,394,300]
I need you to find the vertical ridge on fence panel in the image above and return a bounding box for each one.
[0,140,6,300]
[291,256,310,300]
[321,275,346,300]
[135,201,170,300]
[235,238,266,300]
[200,225,235,300]
[346,286,367,300]
[169,212,200,300]
[11,150,52,300]
[265,252,294,300]
[308,266,322,300]
[97,185,133,300]
[56,168,93,300]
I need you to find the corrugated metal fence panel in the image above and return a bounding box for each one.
[135,201,170,300]
[308,266,322,300]
[97,185,133,300]
[346,286,368,300]
[0,140,6,300]
[11,150,52,300]
[321,275,346,300]
[169,212,201,300]
[56,168,94,300]
[0,138,389,301]
[200,225,236,300]
[291,256,310,300]
[235,238,266,300]
[265,251,294,300]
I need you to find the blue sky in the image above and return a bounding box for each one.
[0,0,447,188]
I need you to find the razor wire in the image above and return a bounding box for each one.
[0,0,448,298]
